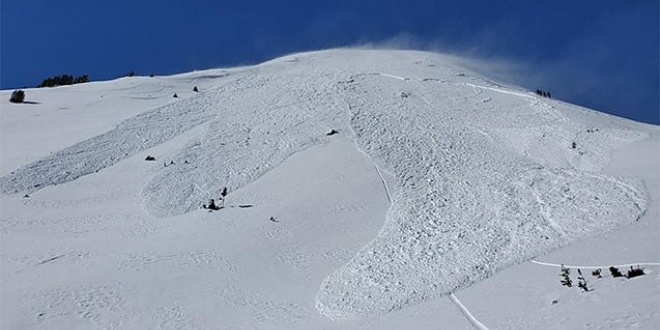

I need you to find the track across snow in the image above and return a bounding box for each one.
[530,260,660,269]
[449,293,490,330]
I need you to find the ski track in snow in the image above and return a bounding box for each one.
[530,260,660,269]
[449,293,490,330]
[0,50,651,321]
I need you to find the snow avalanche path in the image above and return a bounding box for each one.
[142,67,347,217]
[0,72,256,195]
[315,71,648,319]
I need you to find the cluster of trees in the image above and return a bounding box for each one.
[38,74,89,88]
[560,265,573,287]
[203,187,229,211]
[560,265,589,290]
[560,264,645,293]
[535,89,552,98]
[609,266,645,279]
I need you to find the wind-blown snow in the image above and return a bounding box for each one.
[0,49,652,322]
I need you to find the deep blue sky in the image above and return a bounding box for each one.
[2,0,658,124]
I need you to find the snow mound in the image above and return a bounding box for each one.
[0,50,650,320]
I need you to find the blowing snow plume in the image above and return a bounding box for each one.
[0,49,649,319]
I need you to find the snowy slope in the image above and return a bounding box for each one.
[1,49,658,329]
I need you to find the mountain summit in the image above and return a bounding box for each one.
[2,49,658,329]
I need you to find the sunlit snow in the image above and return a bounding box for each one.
[1,49,658,329]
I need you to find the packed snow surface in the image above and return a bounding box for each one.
[1,50,657,327]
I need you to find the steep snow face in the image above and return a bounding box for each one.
[316,71,648,319]
[0,50,650,320]
[142,66,348,217]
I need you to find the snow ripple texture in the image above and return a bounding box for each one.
[0,50,649,320]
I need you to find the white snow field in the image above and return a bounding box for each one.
[1,49,658,329]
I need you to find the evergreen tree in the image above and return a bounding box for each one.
[9,90,25,103]
[609,266,624,278]
[38,74,89,87]
[73,75,89,84]
[560,265,573,287]
[626,266,645,278]
[577,269,589,292]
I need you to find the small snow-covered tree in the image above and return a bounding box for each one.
[609,266,624,278]
[626,266,645,279]
[10,90,25,103]
[560,265,572,287]
[219,187,228,207]
[577,269,589,292]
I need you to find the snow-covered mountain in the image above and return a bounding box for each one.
[1,49,658,329]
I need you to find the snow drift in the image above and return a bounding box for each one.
[0,50,650,320]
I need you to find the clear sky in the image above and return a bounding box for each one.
[1,0,658,124]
